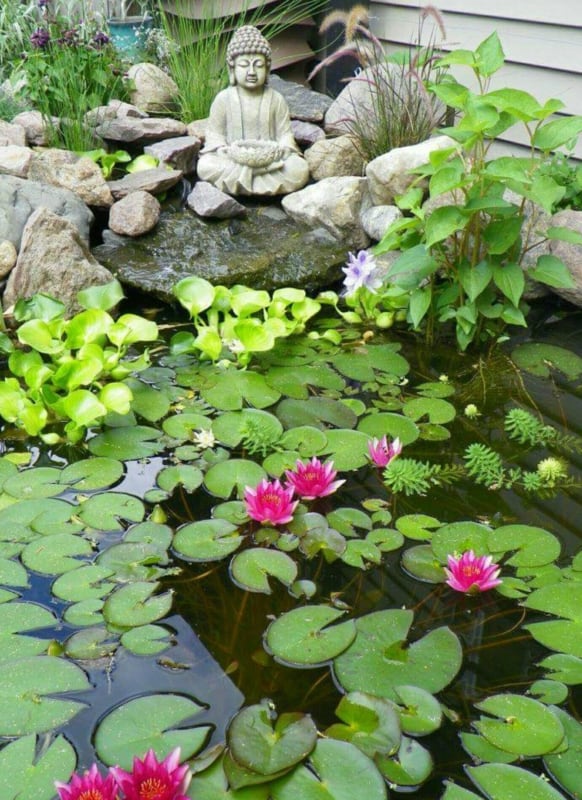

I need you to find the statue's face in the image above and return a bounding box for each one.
[233,54,267,90]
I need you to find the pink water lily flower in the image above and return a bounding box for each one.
[110,747,191,800]
[368,435,402,468]
[445,550,502,594]
[55,764,118,800]
[285,457,345,500]
[244,478,298,525]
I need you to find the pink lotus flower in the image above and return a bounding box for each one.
[445,550,502,594]
[285,457,345,500]
[55,764,118,800]
[368,435,402,468]
[110,748,191,800]
[244,478,298,525]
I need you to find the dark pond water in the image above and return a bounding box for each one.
[3,296,582,798]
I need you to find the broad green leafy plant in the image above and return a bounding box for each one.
[375,32,582,350]
[0,281,158,441]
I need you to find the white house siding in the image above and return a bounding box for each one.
[369,0,582,157]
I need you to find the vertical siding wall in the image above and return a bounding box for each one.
[369,0,582,157]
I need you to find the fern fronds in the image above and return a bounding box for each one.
[240,419,281,457]
[463,443,505,488]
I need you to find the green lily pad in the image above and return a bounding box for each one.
[341,540,382,568]
[467,763,569,799]
[333,610,462,700]
[156,465,204,494]
[64,599,104,627]
[0,734,76,800]
[96,542,168,582]
[64,626,118,660]
[52,565,115,602]
[271,738,387,800]
[125,521,173,551]
[189,755,270,799]
[0,655,90,735]
[95,693,211,770]
[103,581,173,628]
[401,545,446,583]
[487,524,560,567]
[212,409,283,449]
[276,397,357,431]
[76,492,145,530]
[357,413,420,445]
[265,605,356,666]
[0,498,82,539]
[320,429,372,470]
[21,533,93,575]
[461,732,518,764]
[512,343,582,379]
[393,685,443,736]
[228,703,317,776]
[430,521,491,563]
[441,783,483,799]
[230,549,297,594]
[474,694,565,756]
[395,515,441,541]
[416,381,456,398]
[121,624,172,656]
[174,519,244,562]
[367,528,404,552]
[3,468,63,500]
[402,398,456,424]
[543,707,582,798]
[58,457,124,491]
[278,426,328,456]
[325,508,372,537]
[201,371,281,411]
[124,378,172,422]
[0,602,58,662]
[204,459,267,499]
[326,691,401,757]
[88,425,164,459]
[375,735,433,786]
[162,412,212,442]
[524,583,582,657]
[528,680,568,705]
[0,557,28,587]
[262,451,303,477]
[211,501,248,526]
[538,654,582,685]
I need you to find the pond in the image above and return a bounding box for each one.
[1,287,582,800]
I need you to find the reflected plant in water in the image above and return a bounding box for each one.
[55,763,118,800]
[111,748,191,800]
[285,457,345,500]
[445,550,502,594]
[368,435,402,468]
[244,478,298,526]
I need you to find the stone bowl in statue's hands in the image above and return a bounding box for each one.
[229,139,283,168]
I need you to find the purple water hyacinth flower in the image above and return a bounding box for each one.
[38,0,50,6]
[342,249,383,296]
[30,27,50,48]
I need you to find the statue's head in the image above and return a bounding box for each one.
[226,25,272,87]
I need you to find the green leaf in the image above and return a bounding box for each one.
[276,397,357,430]
[188,756,270,799]
[533,116,582,151]
[0,735,76,800]
[483,216,523,255]
[384,245,439,289]
[538,654,582,685]
[265,605,356,666]
[333,610,462,700]
[21,533,93,575]
[543,707,582,798]
[467,763,569,799]
[58,457,124,491]
[402,398,456,424]
[121,624,172,656]
[487,524,560,568]
[3,467,62,500]
[230,549,297,594]
[458,261,493,302]
[320,429,371,471]
[0,656,89,736]
[394,685,443,736]
[77,279,125,311]
[396,515,441,541]
[474,694,565,756]
[375,735,433,786]
[425,206,469,248]
[77,492,145,530]
[493,263,524,307]
[271,739,387,800]
[512,343,582,379]
[174,519,244,562]
[52,565,115,602]
[64,626,118,660]
[326,692,401,757]
[88,425,164,459]
[95,694,210,770]
[357,413,420,445]
[97,541,168,582]
[545,226,582,245]
[201,371,281,411]
[204,459,267,499]
[408,287,432,329]
[228,704,317,776]
[475,31,505,76]
[530,255,575,289]
[401,544,446,583]
[103,581,173,627]
[174,276,216,315]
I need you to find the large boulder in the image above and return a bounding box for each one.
[144,136,202,175]
[108,191,161,237]
[96,116,187,145]
[0,175,93,248]
[0,146,33,179]
[127,63,179,114]
[3,207,114,315]
[28,149,113,207]
[304,135,365,180]
[107,167,183,200]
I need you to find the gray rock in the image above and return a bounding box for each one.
[0,146,33,179]
[366,135,457,205]
[270,75,333,123]
[144,136,201,175]
[0,175,93,248]
[186,119,208,142]
[0,121,26,147]
[3,207,113,316]
[282,176,371,249]
[11,111,57,146]
[187,182,246,219]
[127,63,179,114]
[93,204,347,301]
[96,117,187,144]
[360,205,402,242]
[304,135,365,180]
[28,149,113,208]
[0,240,17,278]
[107,167,183,200]
[107,99,148,118]
[108,191,161,237]
[548,209,582,307]
[290,120,325,148]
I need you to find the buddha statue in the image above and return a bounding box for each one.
[197,25,310,196]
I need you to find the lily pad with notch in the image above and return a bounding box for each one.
[103,581,173,628]
[21,533,93,575]
[88,425,164,459]
[326,691,401,757]
[76,492,145,531]
[121,624,173,656]
[0,734,76,800]
[473,694,565,756]
[357,412,420,445]
[173,519,244,562]
[204,459,267,499]
[375,735,433,786]
[58,457,124,491]
[229,549,297,594]
[265,605,356,667]
[466,763,569,799]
